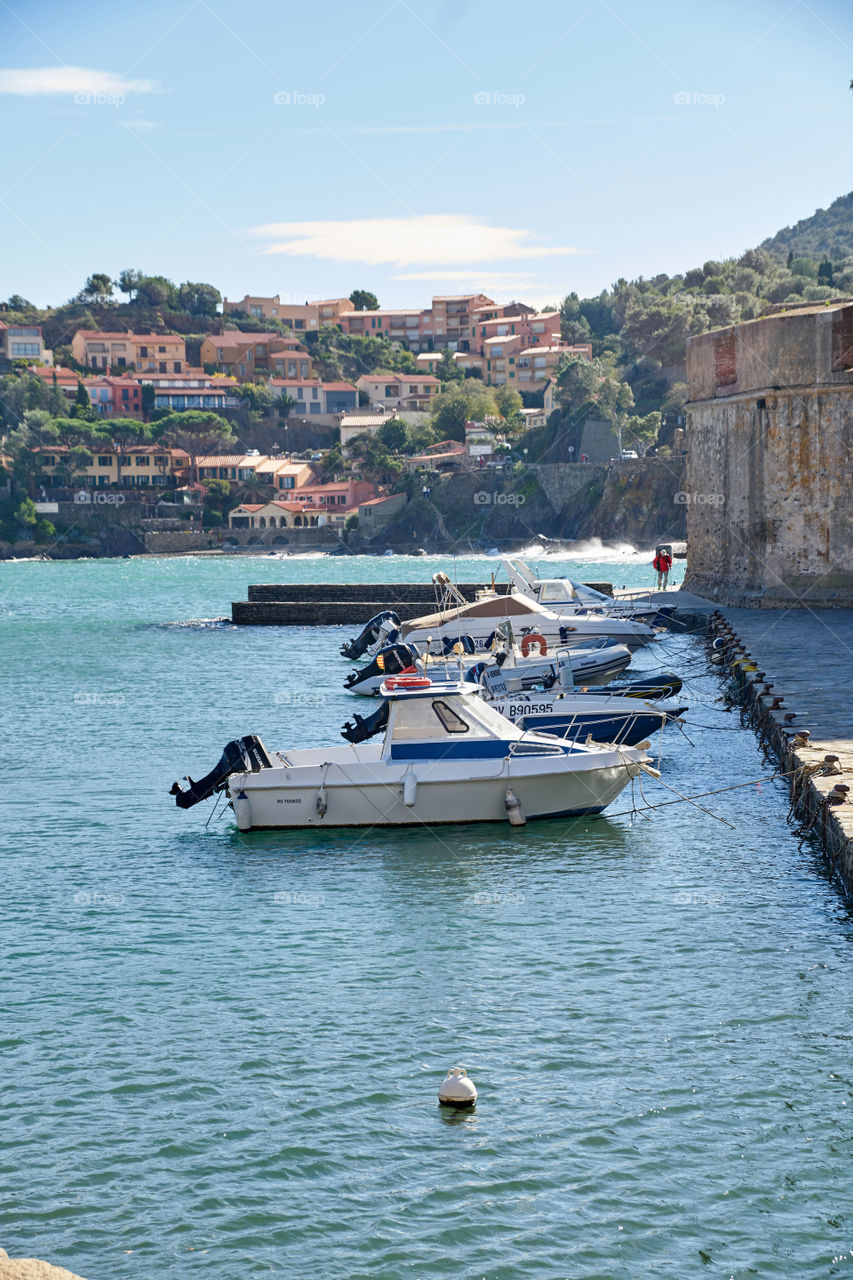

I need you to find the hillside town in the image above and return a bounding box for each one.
[0,285,618,554]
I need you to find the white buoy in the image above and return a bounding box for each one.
[315,786,328,817]
[403,772,418,807]
[438,1067,477,1107]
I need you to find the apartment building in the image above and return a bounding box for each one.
[470,308,561,356]
[0,320,50,366]
[222,294,352,331]
[223,295,322,333]
[355,373,440,411]
[430,294,495,351]
[71,330,186,374]
[33,444,189,488]
[27,365,144,416]
[338,308,432,351]
[268,379,358,414]
[199,333,311,380]
[515,344,583,392]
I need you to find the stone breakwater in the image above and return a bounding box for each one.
[707,609,853,897]
[231,580,612,625]
[0,1248,87,1280]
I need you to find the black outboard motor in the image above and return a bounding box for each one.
[341,700,390,744]
[170,735,272,809]
[340,611,401,660]
[343,642,420,690]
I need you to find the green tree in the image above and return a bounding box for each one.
[178,281,222,316]
[349,289,379,311]
[435,349,464,384]
[377,419,407,453]
[14,497,38,528]
[275,392,296,421]
[494,385,523,422]
[78,273,114,304]
[134,275,178,309]
[2,294,34,312]
[430,382,500,441]
[72,381,94,420]
[155,410,236,483]
[0,371,66,428]
[116,268,144,301]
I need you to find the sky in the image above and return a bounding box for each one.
[1,0,852,311]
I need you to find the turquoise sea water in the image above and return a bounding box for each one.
[1,551,851,1280]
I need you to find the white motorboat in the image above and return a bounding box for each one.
[343,634,633,697]
[474,663,687,747]
[400,575,658,652]
[503,559,676,624]
[171,679,655,829]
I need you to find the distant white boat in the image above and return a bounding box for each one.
[400,574,659,652]
[171,679,655,829]
[503,558,674,623]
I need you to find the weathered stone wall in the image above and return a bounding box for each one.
[685,303,853,606]
[143,530,209,554]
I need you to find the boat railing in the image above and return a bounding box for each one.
[508,736,567,757]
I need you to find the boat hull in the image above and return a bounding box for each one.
[225,747,642,830]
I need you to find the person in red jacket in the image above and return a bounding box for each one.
[653,548,673,589]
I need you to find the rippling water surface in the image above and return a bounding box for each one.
[1,553,851,1279]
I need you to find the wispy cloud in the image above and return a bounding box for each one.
[0,67,159,96]
[248,214,583,267]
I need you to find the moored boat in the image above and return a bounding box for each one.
[400,576,659,652]
[171,680,655,829]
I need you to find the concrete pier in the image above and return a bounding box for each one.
[232,580,612,625]
[703,602,853,897]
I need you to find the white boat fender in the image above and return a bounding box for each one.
[438,1067,477,1108]
[403,771,418,807]
[233,790,252,831]
[505,788,526,826]
[316,786,328,817]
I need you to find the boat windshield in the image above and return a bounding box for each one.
[538,581,576,603]
[391,696,497,741]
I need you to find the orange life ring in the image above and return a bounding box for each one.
[521,632,547,657]
[385,675,431,690]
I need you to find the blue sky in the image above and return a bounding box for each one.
[1,0,852,310]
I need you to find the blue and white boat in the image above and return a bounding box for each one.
[473,664,687,747]
[171,679,655,829]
